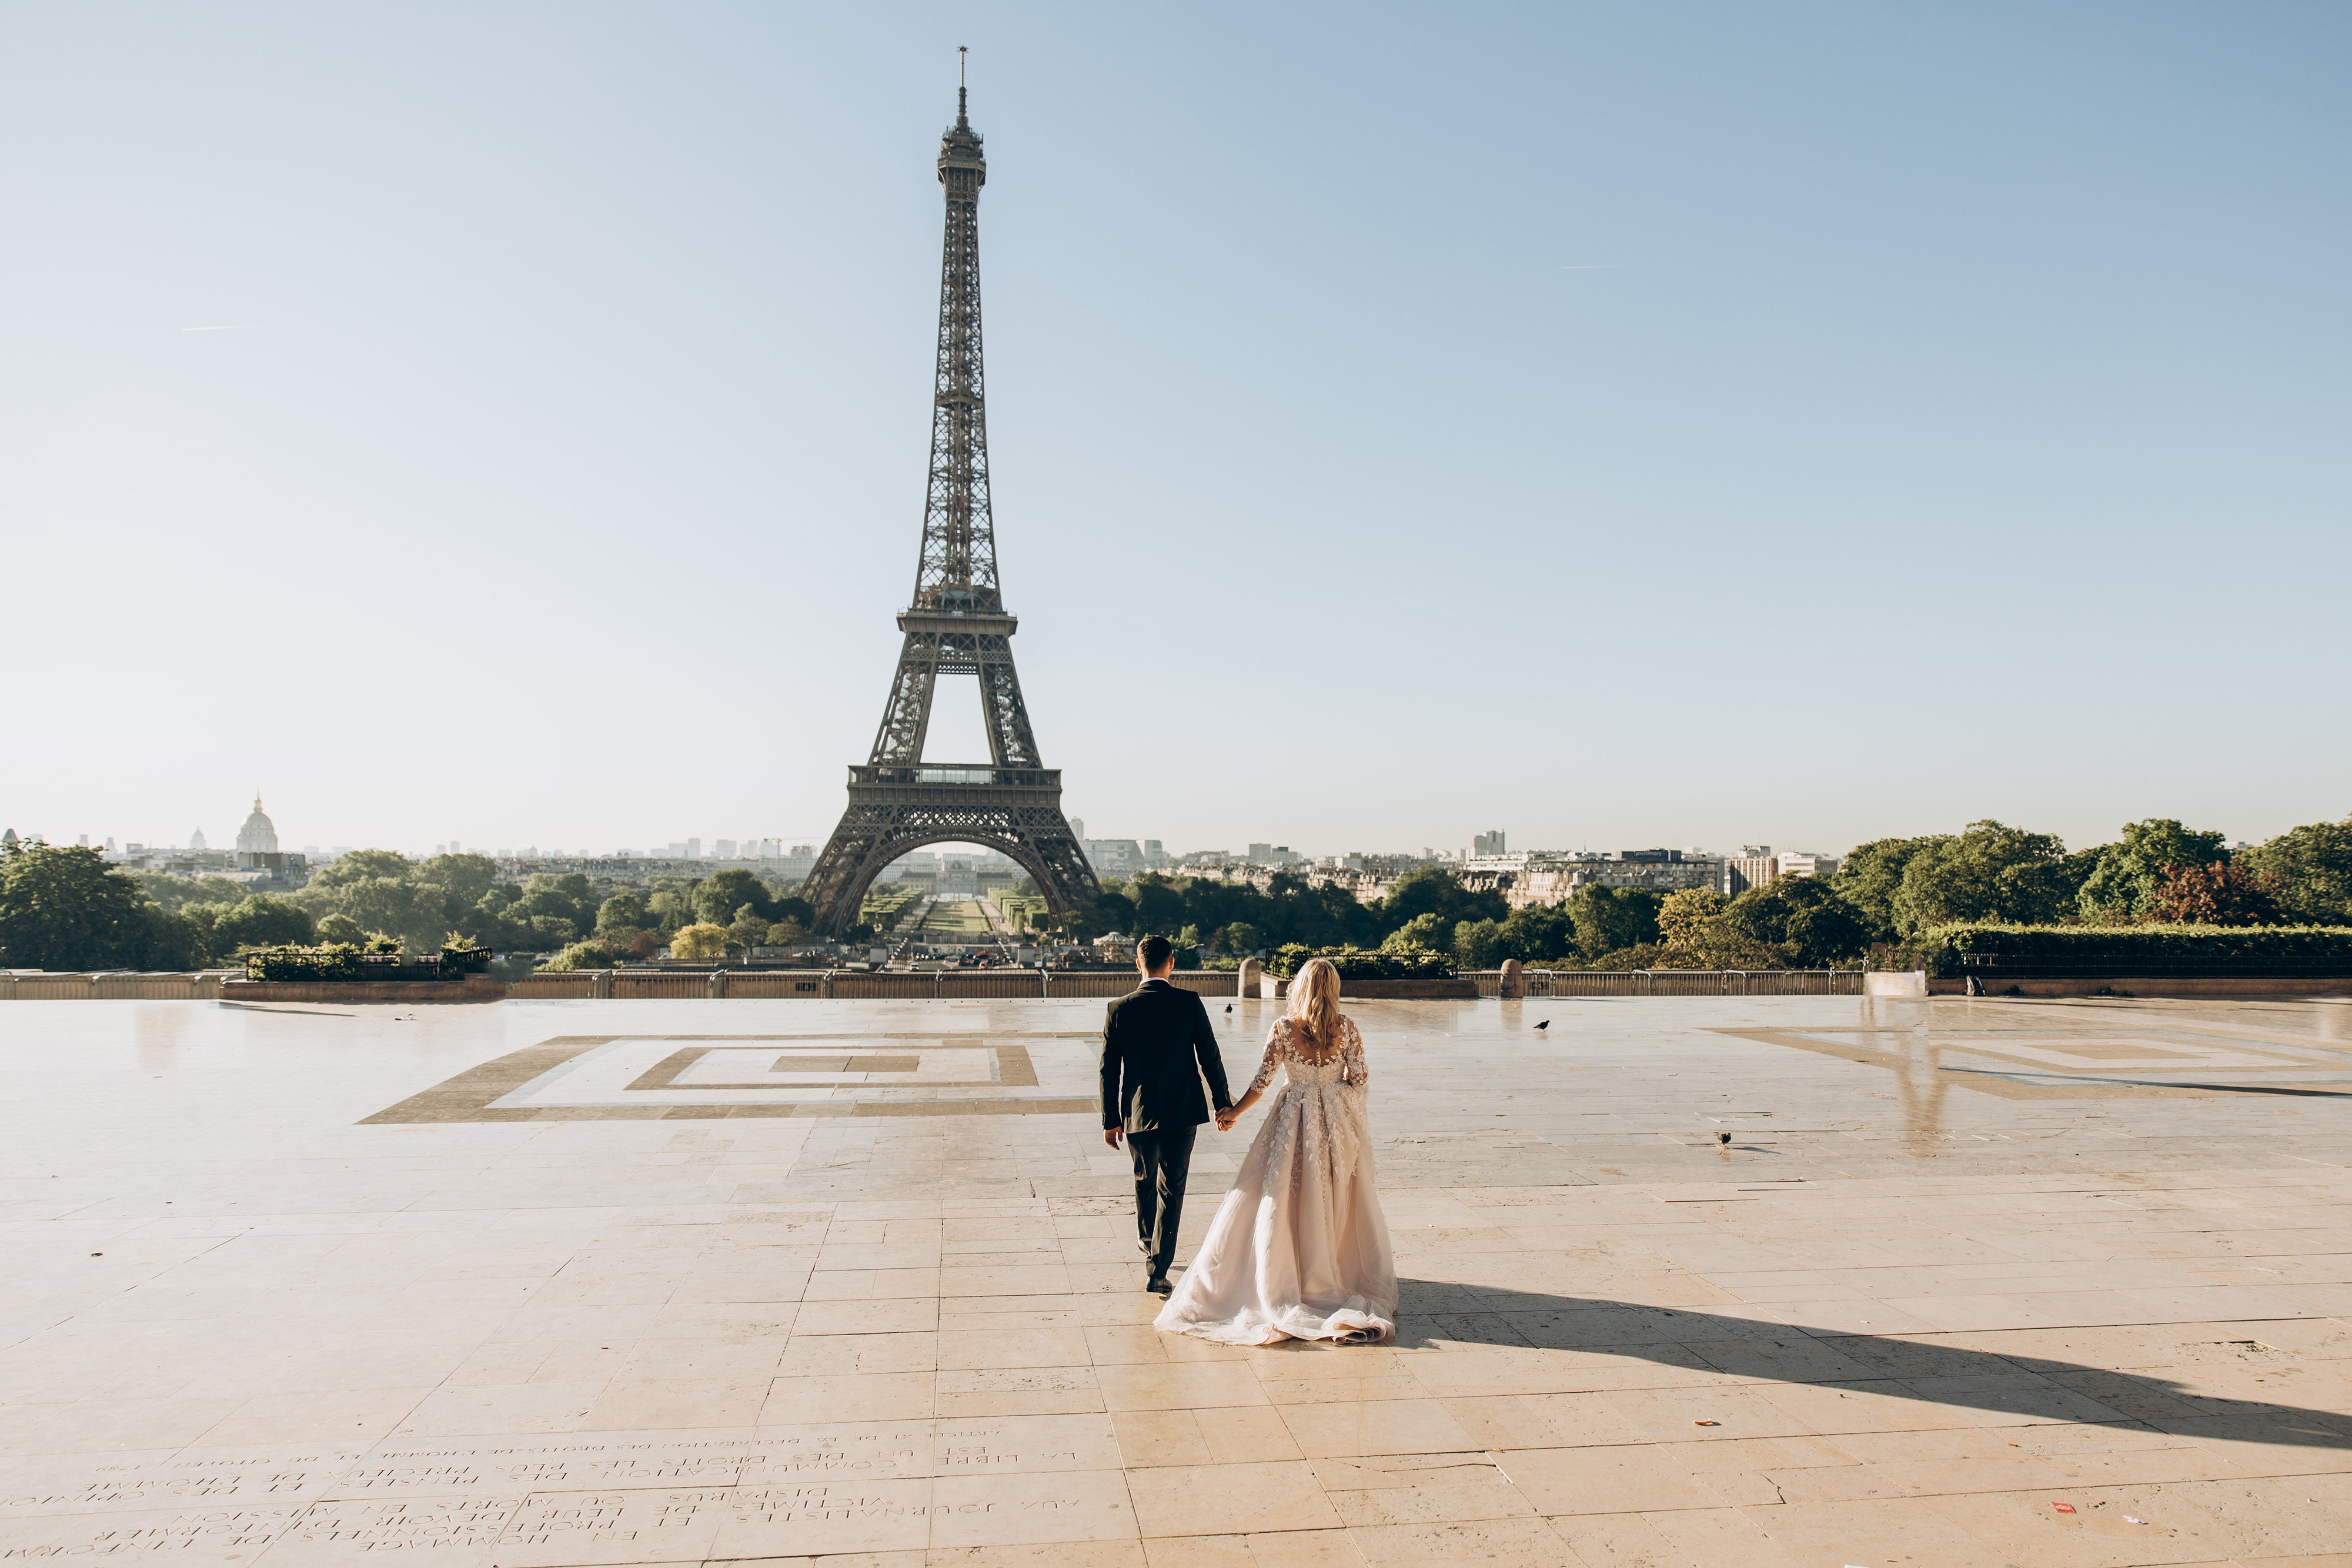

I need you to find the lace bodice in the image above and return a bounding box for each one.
[1248,1015,1368,1096]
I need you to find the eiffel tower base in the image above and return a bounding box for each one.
[803,765,1097,940]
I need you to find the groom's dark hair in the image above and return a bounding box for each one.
[1137,934,1174,971]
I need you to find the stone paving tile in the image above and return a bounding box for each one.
[2,993,2351,1565]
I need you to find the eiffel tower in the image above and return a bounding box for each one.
[803,64,1098,940]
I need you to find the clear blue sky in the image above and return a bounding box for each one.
[4,2,2346,860]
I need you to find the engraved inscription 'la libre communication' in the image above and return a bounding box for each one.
[802,81,1097,937]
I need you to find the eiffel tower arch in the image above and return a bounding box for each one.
[804,66,1098,939]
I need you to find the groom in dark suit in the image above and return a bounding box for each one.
[1101,934,1234,1293]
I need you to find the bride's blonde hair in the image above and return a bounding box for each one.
[1287,957,1341,1049]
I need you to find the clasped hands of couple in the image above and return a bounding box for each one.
[1102,1098,1248,1147]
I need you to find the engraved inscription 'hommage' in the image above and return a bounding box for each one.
[802,71,1097,938]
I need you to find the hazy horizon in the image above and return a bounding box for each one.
[5,4,2346,861]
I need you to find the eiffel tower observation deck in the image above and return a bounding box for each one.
[803,61,1098,940]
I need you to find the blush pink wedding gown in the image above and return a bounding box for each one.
[1154,1015,1397,1345]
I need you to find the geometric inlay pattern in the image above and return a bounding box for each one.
[362,1032,1100,1124]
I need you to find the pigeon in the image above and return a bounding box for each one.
[1716,1131,1732,1145]
[1225,1005,1233,1013]
[1534,1020,1550,1031]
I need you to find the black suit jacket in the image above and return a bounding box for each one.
[1100,978,1234,1134]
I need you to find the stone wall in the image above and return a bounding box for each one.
[219,977,508,1004]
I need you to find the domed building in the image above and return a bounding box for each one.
[235,795,279,854]
[230,795,308,890]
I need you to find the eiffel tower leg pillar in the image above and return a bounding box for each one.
[803,769,1097,940]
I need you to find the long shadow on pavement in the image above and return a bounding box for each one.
[1385,1279,2352,1450]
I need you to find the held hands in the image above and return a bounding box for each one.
[1214,1106,1240,1132]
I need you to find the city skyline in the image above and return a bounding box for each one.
[4,6,2346,854]
[14,788,2240,874]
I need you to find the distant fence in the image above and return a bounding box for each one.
[1491,969,1867,998]
[0,967,1245,1002]
[506,968,1250,1001]
[0,966,1867,1002]
[0,971,236,1001]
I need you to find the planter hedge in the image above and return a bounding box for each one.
[244,940,490,983]
[1907,922,2352,978]
[1268,945,1455,980]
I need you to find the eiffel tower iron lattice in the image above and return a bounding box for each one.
[803,72,1098,940]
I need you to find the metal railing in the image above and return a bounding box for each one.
[503,967,1251,1001]
[1955,955,2352,978]
[1501,968,1866,998]
[5,966,1865,1002]
[0,971,237,1000]
[848,765,1063,790]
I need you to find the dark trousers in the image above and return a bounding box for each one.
[1126,1124,1197,1281]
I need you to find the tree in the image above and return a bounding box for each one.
[1069,890,1137,942]
[597,890,650,937]
[1381,912,1449,953]
[670,923,729,962]
[1780,882,1873,965]
[330,877,448,952]
[648,890,692,934]
[1496,904,1576,965]
[2076,818,2232,922]
[1213,921,1264,955]
[308,850,414,891]
[514,873,599,940]
[1452,918,1504,969]
[0,843,196,970]
[1205,917,1246,952]
[1130,876,1187,935]
[1375,868,1507,936]
[1593,941,1672,969]
[1568,887,1663,959]
[211,895,315,953]
[453,895,503,946]
[129,871,250,915]
[1889,821,2083,932]
[1649,887,1797,968]
[416,854,501,924]
[540,940,622,971]
[727,904,771,951]
[527,915,577,948]
[694,869,775,927]
[316,912,368,945]
[2239,817,2352,925]
[1720,877,1870,965]
[141,907,205,970]
[298,851,524,951]
[2148,861,2284,926]
[1833,838,1940,942]
[767,916,809,947]
[1657,889,1728,951]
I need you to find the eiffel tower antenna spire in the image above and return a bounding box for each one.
[801,75,1097,941]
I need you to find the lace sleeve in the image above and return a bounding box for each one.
[1247,1021,1286,1098]
[1341,1018,1368,1088]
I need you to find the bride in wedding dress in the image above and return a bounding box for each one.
[1154,957,1397,1345]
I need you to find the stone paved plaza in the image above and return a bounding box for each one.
[4,994,2351,1567]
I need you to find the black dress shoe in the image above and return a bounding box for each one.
[1145,1274,1173,1295]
